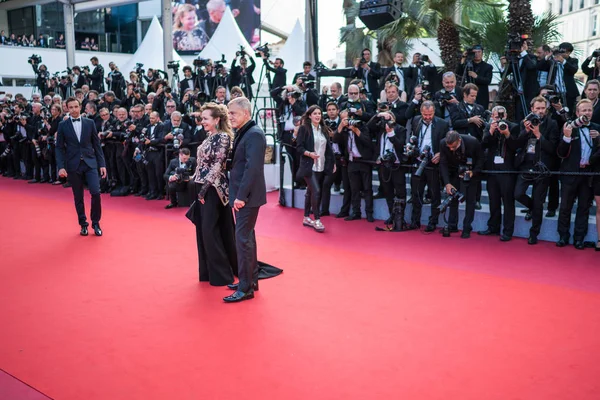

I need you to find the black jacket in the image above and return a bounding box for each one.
[449,101,486,141]
[481,121,520,171]
[144,122,165,151]
[264,60,287,90]
[295,124,335,178]
[456,60,493,108]
[230,58,256,87]
[350,62,382,99]
[333,124,374,161]
[432,87,463,120]
[514,117,560,169]
[163,157,197,182]
[557,122,600,184]
[383,65,413,94]
[89,65,105,92]
[179,76,196,100]
[440,134,484,185]
[504,53,539,106]
[581,56,600,80]
[229,120,267,207]
[367,120,407,163]
[410,116,449,156]
[319,94,348,111]
[537,56,580,100]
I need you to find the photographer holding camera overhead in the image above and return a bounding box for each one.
[259,45,287,90]
[351,49,382,100]
[582,48,600,81]
[89,57,105,93]
[479,106,519,241]
[29,55,49,96]
[408,52,437,88]
[230,47,256,100]
[439,131,484,239]
[513,96,560,245]
[537,42,579,114]
[456,45,493,108]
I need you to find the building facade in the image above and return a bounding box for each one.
[548,0,600,57]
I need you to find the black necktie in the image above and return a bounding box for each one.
[72,118,80,122]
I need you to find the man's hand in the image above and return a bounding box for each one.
[58,168,68,178]
[590,129,599,139]
[552,102,563,111]
[322,85,329,95]
[350,125,361,136]
[41,135,47,141]
[413,91,423,102]
[468,71,478,79]
[100,167,107,179]
[431,152,440,164]
[128,124,136,132]
[469,115,484,128]
[378,112,391,120]
[169,175,178,183]
[445,183,456,195]
[489,121,498,135]
[308,152,320,160]
[164,132,174,140]
[563,123,573,138]
[499,125,511,137]
[32,139,38,145]
[199,196,205,205]
[447,96,459,105]
[355,108,363,116]
[500,56,507,67]
[232,8,240,17]
[233,199,246,211]
[531,123,542,139]
[145,139,151,145]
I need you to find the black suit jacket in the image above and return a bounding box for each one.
[163,157,197,182]
[89,65,105,92]
[481,121,520,171]
[456,60,493,107]
[72,74,86,89]
[449,102,486,141]
[56,117,106,172]
[230,58,256,87]
[432,87,463,119]
[319,94,348,111]
[179,77,196,100]
[369,123,407,162]
[162,121,192,147]
[264,60,287,90]
[537,56,580,100]
[333,125,374,161]
[229,120,267,207]
[514,117,560,169]
[410,116,449,156]
[295,124,335,178]
[351,62,382,99]
[440,134,484,185]
[383,65,412,94]
[557,122,600,184]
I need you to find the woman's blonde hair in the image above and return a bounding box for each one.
[200,102,233,139]
[174,4,196,30]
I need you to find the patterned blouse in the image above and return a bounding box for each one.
[193,132,231,206]
[173,28,209,52]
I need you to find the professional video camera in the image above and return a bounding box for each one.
[193,58,210,68]
[438,187,466,214]
[167,60,180,73]
[463,47,475,68]
[28,54,42,65]
[236,45,247,58]
[214,54,227,71]
[525,112,542,127]
[568,115,590,129]
[414,145,432,177]
[255,43,270,58]
[506,33,528,55]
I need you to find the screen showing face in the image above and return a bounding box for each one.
[172,0,261,54]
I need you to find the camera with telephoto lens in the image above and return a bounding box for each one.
[172,128,184,149]
[346,101,361,117]
[438,188,466,213]
[381,149,397,169]
[174,167,189,183]
[415,145,432,177]
[458,165,472,182]
[525,112,541,127]
[416,54,429,67]
[28,54,42,64]
[378,102,391,111]
[438,90,454,105]
[495,110,509,131]
[376,115,395,130]
[506,33,528,55]
[348,119,363,127]
[0,144,12,158]
[543,90,561,105]
[236,45,246,58]
[255,43,270,58]
[298,75,315,90]
[403,135,419,161]
[195,92,208,104]
[569,115,590,129]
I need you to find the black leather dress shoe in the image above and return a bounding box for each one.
[28,179,38,184]
[499,235,512,242]
[366,214,374,223]
[439,227,459,234]
[574,241,585,250]
[165,203,178,209]
[461,231,471,239]
[474,202,482,210]
[92,224,102,236]
[478,229,499,236]
[145,193,158,200]
[336,212,349,219]
[556,238,568,247]
[407,223,420,230]
[80,226,88,236]
[344,214,361,221]
[545,210,556,218]
[223,290,254,303]
[528,235,538,245]
[424,224,436,233]
[227,282,259,291]
[320,211,330,217]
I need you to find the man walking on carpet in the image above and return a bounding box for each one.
[56,97,107,237]
[224,97,267,303]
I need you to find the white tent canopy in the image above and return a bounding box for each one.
[119,16,186,76]
[277,20,305,84]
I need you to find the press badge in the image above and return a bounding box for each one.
[494,156,504,164]
[527,138,537,154]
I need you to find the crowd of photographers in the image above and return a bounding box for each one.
[1,39,600,248]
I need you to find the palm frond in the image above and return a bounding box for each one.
[531,11,562,46]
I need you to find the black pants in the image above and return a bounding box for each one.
[0,142,8,174]
[348,161,373,217]
[195,185,237,286]
[339,164,352,215]
[303,171,325,219]
[281,130,299,185]
[320,172,335,214]
[515,173,550,236]
[410,167,441,227]
[547,175,560,212]
[557,175,593,241]
[30,143,42,180]
[235,206,260,293]
[380,165,407,213]
[67,160,101,227]
[103,143,118,184]
[41,144,57,182]
[115,143,133,188]
[135,160,149,194]
[145,151,164,195]
[486,174,516,236]
[168,180,193,204]
[447,175,478,232]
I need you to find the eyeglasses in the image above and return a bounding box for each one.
[166,105,176,108]
[348,92,359,95]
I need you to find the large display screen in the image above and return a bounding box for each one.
[172,0,261,55]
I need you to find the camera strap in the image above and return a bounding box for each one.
[580,127,593,150]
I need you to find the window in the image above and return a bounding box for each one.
[593,14,598,36]
[580,0,585,8]
[8,7,35,37]
[559,0,564,14]
[569,0,574,12]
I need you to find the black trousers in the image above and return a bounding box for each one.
[515,173,550,236]
[102,143,118,184]
[30,143,42,180]
[339,164,352,215]
[67,160,101,227]
[557,175,593,241]
[320,172,335,214]
[447,175,478,232]
[486,174,516,236]
[348,161,373,217]
[0,142,8,173]
[115,143,134,188]
[11,140,24,176]
[168,180,193,204]
[303,170,325,219]
[145,151,164,195]
[410,167,441,226]
[547,175,560,212]
[281,131,299,184]
[194,185,236,286]
[379,165,407,213]
[135,160,149,194]
[235,205,260,293]
[41,146,57,182]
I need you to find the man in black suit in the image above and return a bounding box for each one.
[514,96,560,244]
[319,82,347,110]
[432,72,462,127]
[583,80,600,124]
[260,53,287,90]
[179,66,196,101]
[479,106,519,241]
[456,45,493,108]
[229,55,256,99]
[384,51,412,96]
[500,41,540,121]
[383,84,408,127]
[409,101,449,231]
[162,111,192,162]
[537,42,580,114]
[350,48,382,100]
[440,131,484,238]
[56,97,107,236]
[449,83,486,141]
[408,53,438,89]
[164,147,196,209]
[89,57,105,93]
[225,97,267,302]
[71,66,87,90]
[291,61,316,85]
[556,99,599,249]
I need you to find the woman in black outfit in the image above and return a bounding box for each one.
[192,102,237,285]
[296,105,335,233]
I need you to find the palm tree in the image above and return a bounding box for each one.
[507,0,535,46]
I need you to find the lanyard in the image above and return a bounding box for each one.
[581,127,593,149]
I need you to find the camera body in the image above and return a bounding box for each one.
[174,167,189,183]
[438,90,454,104]
[193,58,210,68]
[324,119,338,130]
[348,119,363,128]
[298,75,315,90]
[381,149,397,169]
[458,165,471,182]
[236,45,247,58]
[28,54,42,65]
[525,112,542,127]
[255,43,270,58]
[415,145,432,177]
[438,188,466,213]
[167,60,180,73]
[569,115,590,129]
[416,55,429,67]
[403,135,419,161]
[543,90,561,104]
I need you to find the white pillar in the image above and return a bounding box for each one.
[162,0,173,79]
[63,2,76,68]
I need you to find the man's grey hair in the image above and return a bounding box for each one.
[171,111,182,119]
[229,97,252,115]
[207,0,226,12]
[442,71,456,80]
[491,105,506,115]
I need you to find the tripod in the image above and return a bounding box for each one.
[170,68,180,98]
[546,59,569,108]
[494,52,528,120]
[459,59,474,88]
[252,62,274,118]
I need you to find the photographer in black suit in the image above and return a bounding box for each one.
[479,106,519,241]
[230,54,256,100]
[292,61,316,85]
[350,49,382,100]
[89,57,105,93]
[440,131,484,238]
[449,83,486,141]
[179,66,196,101]
[556,99,600,249]
[514,96,560,244]
[456,45,493,108]
[319,82,347,110]
[164,147,196,209]
[260,52,287,90]
[537,42,580,114]
[432,72,462,127]
[384,51,412,95]
[500,41,540,121]
[141,111,165,200]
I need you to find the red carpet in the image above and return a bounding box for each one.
[1,177,600,400]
